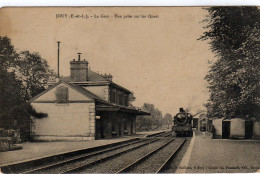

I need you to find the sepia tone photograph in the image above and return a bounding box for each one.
[0,6,259,173]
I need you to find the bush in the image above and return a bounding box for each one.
[0,128,22,152]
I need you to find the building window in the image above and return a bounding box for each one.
[125,95,128,106]
[110,88,128,106]
[119,93,124,105]
[110,89,116,103]
[56,86,68,103]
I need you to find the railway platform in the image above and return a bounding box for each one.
[0,130,164,166]
[177,130,260,173]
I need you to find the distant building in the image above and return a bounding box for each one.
[192,112,207,131]
[30,54,149,141]
[192,111,260,140]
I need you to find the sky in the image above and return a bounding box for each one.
[0,7,214,116]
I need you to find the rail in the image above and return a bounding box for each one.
[21,138,151,173]
[115,137,175,173]
[61,138,159,173]
[156,138,186,173]
[1,131,172,173]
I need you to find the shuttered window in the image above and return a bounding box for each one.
[56,86,68,103]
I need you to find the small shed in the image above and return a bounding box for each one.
[212,117,260,139]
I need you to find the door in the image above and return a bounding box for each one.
[245,121,253,139]
[192,119,198,129]
[130,119,133,134]
[222,121,230,139]
[118,121,122,136]
[95,118,101,140]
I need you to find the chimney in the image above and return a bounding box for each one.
[78,52,81,61]
[70,53,89,82]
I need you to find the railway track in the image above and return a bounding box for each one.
[153,131,172,137]
[79,137,186,173]
[19,138,158,173]
[59,138,159,173]
[0,138,145,173]
[1,131,185,173]
[60,132,173,173]
[115,138,186,173]
[156,138,186,173]
[147,131,172,137]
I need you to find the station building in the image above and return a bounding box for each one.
[192,111,260,140]
[211,118,260,139]
[192,111,207,131]
[29,54,150,141]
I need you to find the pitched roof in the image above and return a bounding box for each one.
[29,81,105,103]
[109,81,131,94]
[30,81,150,115]
[59,69,131,94]
[29,80,64,102]
[65,82,105,102]
[88,70,108,81]
[95,102,150,115]
[60,70,107,82]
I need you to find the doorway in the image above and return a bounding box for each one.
[118,120,122,136]
[130,119,134,134]
[245,121,253,139]
[222,121,230,139]
[193,119,198,129]
[95,117,101,140]
[95,116,105,139]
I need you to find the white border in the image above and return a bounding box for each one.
[0,0,259,7]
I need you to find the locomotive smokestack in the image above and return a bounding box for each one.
[180,108,185,112]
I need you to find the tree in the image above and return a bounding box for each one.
[162,113,172,129]
[0,36,23,115]
[16,51,56,101]
[0,36,52,137]
[200,7,260,119]
[2,103,47,128]
[0,70,23,116]
[142,103,163,128]
[0,36,18,71]
[136,103,163,131]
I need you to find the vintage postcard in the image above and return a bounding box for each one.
[0,7,259,173]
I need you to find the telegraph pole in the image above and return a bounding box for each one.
[57,41,61,79]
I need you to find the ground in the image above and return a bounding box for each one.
[0,130,163,166]
[1,130,259,173]
[183,131,260,173]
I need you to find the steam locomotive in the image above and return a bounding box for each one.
[172,108,193,137]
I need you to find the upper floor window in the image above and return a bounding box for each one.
[110,90,116,103]
[119,93,124,105]
[109,88,129,106]
[56,86,68,103]
[125,95,129,106]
